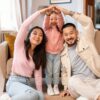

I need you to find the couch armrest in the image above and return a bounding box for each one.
[0,41,8,93]
[0,41,8,78]
[95,30,100,54]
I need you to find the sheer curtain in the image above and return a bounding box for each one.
[0,0,22,32]
[20,0,33,22]
[0,0,33,32]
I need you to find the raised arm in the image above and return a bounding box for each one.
[57,13,64,32]
[43,15,50,31]
[43,6,54,31]
[59,7,95,41]
[14,8,47,48]
[72,12,95,41]
[54,6,64,31]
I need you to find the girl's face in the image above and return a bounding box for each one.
[50,13,57,26]
[29,28,43,46]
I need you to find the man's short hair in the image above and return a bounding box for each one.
[62,23,76,30]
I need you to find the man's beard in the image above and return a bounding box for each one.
[67,39,77,47]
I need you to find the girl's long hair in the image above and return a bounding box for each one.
[50,11,62,33]
[24,26,47,70]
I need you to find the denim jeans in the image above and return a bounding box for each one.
[6,75,44,100]
[45,53,61,85]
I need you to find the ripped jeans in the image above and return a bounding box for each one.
[6,75,44,100]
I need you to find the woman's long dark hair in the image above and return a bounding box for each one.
[24,26,47,70]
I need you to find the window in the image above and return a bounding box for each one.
[0,0,22,31]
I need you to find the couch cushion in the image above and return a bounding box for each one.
[0,41,8,78]
[6,58,13,78]
[4,33,16,58]
[95,30,100,54]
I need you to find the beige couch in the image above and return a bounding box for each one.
[0,30,100,99]
[95,30,100,54]
[0,32,14,95]
[0,41,8,94]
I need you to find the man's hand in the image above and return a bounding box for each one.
[60,90,70,97]
[56,6,70,15]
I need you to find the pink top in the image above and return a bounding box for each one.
[11,11,42,91]
[43,13,64,54]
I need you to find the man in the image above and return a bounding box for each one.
[58,7,100,100]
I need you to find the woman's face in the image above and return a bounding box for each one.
[29,28,43,46]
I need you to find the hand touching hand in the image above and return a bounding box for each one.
[53,6,61,14]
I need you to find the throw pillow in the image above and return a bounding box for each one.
[4,33,16,58]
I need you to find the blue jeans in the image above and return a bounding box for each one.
[6,75,44,100]
[45,53,61,85]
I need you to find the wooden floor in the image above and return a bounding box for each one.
[0,93,75,100]
[45,94,75,100]
[0,78,75,100]
[43,81,75,100]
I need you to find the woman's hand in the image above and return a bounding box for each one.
[40,7,50,15]
[45,8,52,16]
[46,5,55,16]
[40,5,54,16]
[53,6,61,14]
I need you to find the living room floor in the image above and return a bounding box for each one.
[0,79,75,100]
[45,94,75,100]
[42,80,75,100]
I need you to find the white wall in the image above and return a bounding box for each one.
[31,0,84,30]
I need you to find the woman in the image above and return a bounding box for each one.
[6,8,48,100]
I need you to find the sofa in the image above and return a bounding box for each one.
[0,32,15,95]
[0,41,8,95]
[0,30,100,99]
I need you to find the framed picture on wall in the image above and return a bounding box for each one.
[50,0,71,4]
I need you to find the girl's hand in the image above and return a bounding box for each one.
[47,5,61,14]
[45,8,52,16]
[53,6,61,14]
[55,6,70,15]
[40,7,51,15]
[45,5,55,16]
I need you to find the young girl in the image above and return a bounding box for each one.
[43,6,64,95]
[6,8,48,100]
